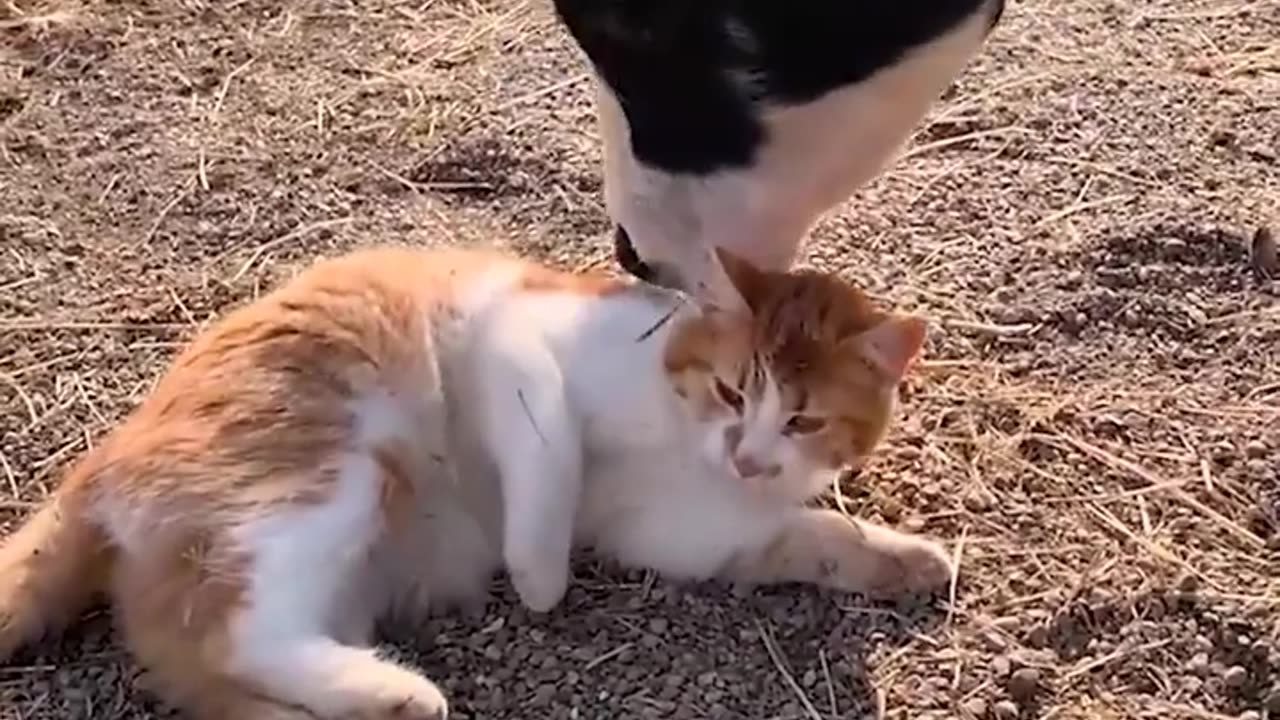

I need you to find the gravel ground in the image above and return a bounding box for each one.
[2,0,1278,718]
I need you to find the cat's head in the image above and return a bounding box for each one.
[663,248,925,502]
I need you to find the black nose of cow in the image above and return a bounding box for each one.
[613,225,655,283]
[613,226,686,292]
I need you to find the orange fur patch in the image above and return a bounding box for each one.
[518,264,630,296]
[664,251,924,469]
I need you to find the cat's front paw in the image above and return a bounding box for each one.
[343,662,449,720]
[509,562,569,613]
[870,535,955,597]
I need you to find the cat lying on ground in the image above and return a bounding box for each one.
[0,244,952,720]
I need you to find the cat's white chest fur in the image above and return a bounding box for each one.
[466,288,785,584]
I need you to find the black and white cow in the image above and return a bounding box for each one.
[551,0,1006,299]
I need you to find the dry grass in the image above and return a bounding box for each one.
[1,0,1278,718]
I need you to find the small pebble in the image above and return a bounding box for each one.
[982,629,1010,653]
[1244,439,1268,459]
[963,487,997,512]
[993,699,1020,720]
[1251,225,1277,278]
[1177,573,1201,593]
[1265,689,1280,714]
[1026,623,1050,648]
[962,698,988,717]
[992,656,1012,679]
[1008,667,1041,703]
[1224,665,1248,689]
[1188,652,1210,676]
[1161,236,1190,255]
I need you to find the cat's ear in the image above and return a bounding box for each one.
[849,313,928,381]
[699,246,767,315]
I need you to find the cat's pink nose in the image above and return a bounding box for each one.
[733,454,777,479]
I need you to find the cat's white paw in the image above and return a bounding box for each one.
[868,535,955,597]
[347,664,449,720]
[510,564,568,613]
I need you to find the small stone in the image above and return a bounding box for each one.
[991,656,1013,679]
[962,698,988,717]
[1252,639,1272,660]
[1261,689,1280,714]
[1210,441,1237,463]
[1244,439,1268,459]
[1161,237,1190,258]
[1209,129,1236,147]
[1246,459,1272,482]
[982,629,1010,653]
[1188,652,1210,676]
[533,683,557,706]
[1251,225,1277,278]
[993,699,1020,720]
[648,618,669,634]
[801,669,816,687]
[1026,623,1050,648]
[1007,667,1042,703]
[1177,573,1201,593]
[963,487,997,512]
[1182,304,1208,326]
[1246,145,1278,162]
[1224,665,1248,689]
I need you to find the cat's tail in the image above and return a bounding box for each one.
[0,475,110,661]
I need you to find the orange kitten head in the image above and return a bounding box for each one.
[663,248,926,503]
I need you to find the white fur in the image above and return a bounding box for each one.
[227,453,447,718]
[435,277,843,607]
[594,7,998,301]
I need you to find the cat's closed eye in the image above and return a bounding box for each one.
[713,379,744,412]
[784,415,826,435]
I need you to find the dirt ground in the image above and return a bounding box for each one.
[1,0,1278,718]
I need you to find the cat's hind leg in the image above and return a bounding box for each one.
[115,453,448,720]
[724,509,954,600]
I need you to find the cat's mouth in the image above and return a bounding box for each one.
[613,225,682,291]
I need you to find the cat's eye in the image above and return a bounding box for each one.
[784,415,826,435]
[713,379,744,411]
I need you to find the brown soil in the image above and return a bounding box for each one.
[2,1,1278,719]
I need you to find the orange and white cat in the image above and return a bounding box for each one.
[0,245,951,720]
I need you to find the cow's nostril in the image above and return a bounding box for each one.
[613,226,655,283]
[613,225,685,292]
